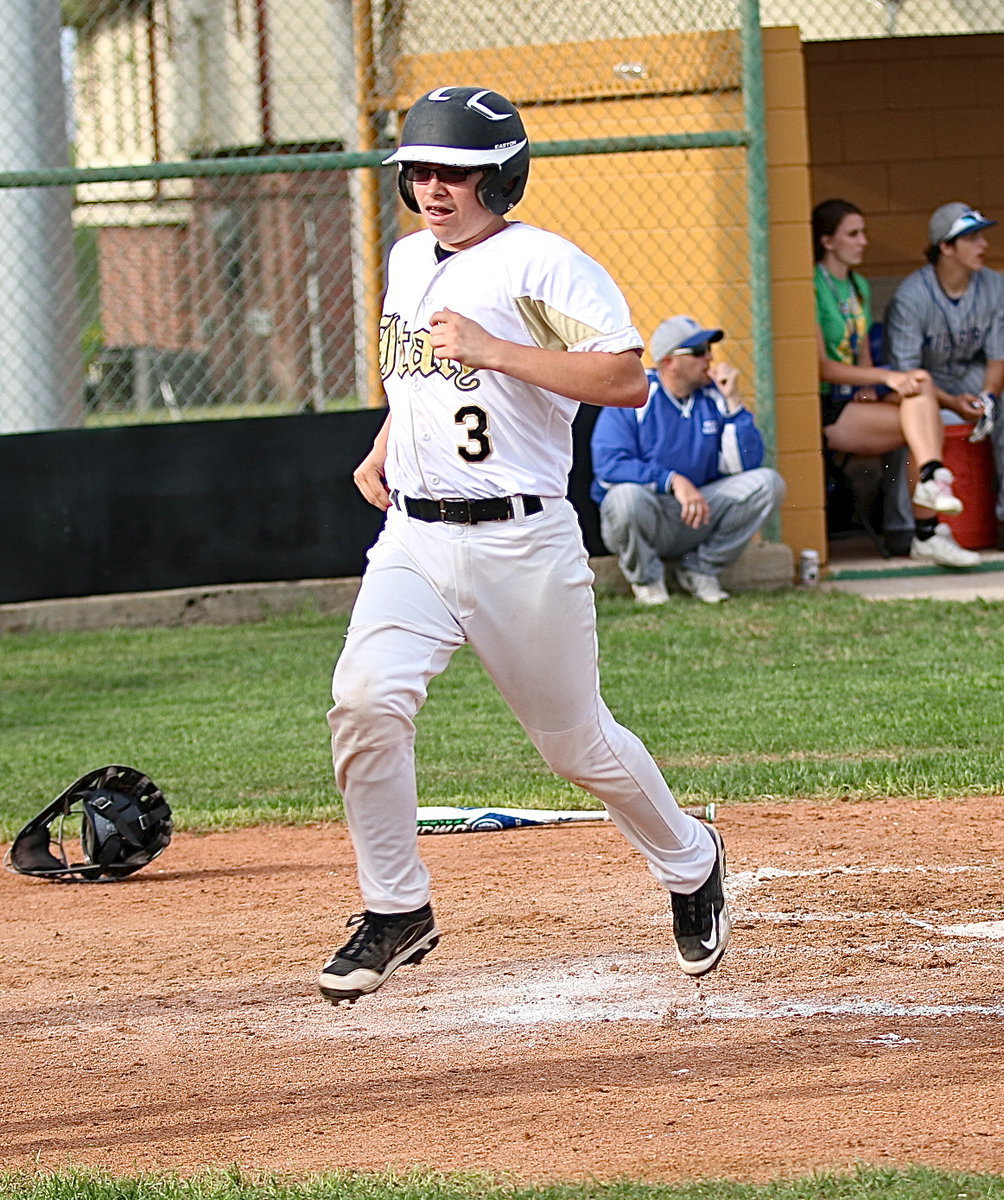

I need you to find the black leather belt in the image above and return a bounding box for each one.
[396,493,543,525]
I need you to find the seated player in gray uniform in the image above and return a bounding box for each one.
[886,203,1004,543]
[812,198,978,569]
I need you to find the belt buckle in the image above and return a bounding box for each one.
[439,498,470,524]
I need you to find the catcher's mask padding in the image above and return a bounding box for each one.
[5,765,172,882]
[384,86,530,216]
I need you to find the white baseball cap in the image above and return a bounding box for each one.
[928,202,997,247]
[650,316,724,363]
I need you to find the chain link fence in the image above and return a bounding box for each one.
[0,0,1000,433]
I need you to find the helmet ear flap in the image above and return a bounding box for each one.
[474,166,499,214]
[475,151,530,216]
[397,168,420,214]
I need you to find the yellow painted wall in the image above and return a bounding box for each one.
[763,27,826,561]
[393,27,826,562]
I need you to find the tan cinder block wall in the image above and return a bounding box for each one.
[763,27,826,562]
[396,35,752,368]
[393,28,826,563]
[806,33,1004,288]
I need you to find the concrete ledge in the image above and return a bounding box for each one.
[0,578,363,635]
[590,541,795,598]
[0,542,795,635]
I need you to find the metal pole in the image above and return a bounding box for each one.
[741,0,780,539]
[0,0,83,433]
[0,133,751,189]
[352,0,384,408]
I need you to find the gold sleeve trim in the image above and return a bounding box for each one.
[514,296,602,351]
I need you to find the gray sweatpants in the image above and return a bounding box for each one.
[599,468,785,586]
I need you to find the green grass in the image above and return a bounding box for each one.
[4,599,1004,1195]
[2,590,1003,841]
[2,1165,1003,1199]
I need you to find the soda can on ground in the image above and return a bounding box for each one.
[799,549,820,587]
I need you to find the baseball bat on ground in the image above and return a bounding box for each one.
[415,803,715,834]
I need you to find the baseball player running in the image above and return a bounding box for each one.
[319,86,729,1005]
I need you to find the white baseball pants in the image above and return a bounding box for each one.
[328,498,715,913]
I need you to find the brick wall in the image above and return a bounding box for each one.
[98,224,194,351]
[94,169,356,410]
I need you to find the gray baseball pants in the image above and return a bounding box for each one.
[599,468,785,586]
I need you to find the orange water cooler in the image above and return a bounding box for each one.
[939,423,998,549]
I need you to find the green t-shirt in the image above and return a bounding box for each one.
[814,265,872,395]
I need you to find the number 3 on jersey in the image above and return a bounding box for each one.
[455,404,492,463]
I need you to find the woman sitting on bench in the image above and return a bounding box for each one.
[813,197,978,568]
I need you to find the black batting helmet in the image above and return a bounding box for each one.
[5,765,172,882]
[384,86,530,216]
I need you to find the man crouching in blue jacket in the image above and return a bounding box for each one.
[591,315,786,605]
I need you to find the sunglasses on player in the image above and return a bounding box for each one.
[401,164,482,185]
[670,343,713,358]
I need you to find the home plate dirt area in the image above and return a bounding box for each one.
[4,797,1004,1183]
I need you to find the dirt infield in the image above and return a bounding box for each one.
[4,797,1004,1183]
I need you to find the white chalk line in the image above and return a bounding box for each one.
[52,861,1004,1046]
[728,862,986,904]
[307,862,1004,1039]
[305,861,1003,1039]
[736,912,1004,932]
[737,864,986,879]
[301,954,1004,1041]
[725,864,1004,935]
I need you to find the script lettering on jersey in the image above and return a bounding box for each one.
[923,326,988,362]
[379,313,480,391]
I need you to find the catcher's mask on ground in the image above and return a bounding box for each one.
[5,765,172,882]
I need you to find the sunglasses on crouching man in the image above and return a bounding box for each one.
[671,342,713,358]
[401,164,482,185]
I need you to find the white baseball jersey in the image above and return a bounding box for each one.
[378,221,643,500]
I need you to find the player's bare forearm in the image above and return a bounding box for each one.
[353,414,392,510]
[943,392,984,420]
[984,360,1004,397]
[497,344,647,407]
[429,307,646,407]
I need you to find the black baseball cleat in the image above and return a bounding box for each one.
[670,825,731,977]
[318,904,439,1005]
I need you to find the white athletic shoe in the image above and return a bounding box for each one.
[910,523,980,569]
[631,579,670,606]
[675,566,730,604]
[912,468,963,515]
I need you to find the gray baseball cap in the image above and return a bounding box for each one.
[650,316,724,363]
[928,202,997,246]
